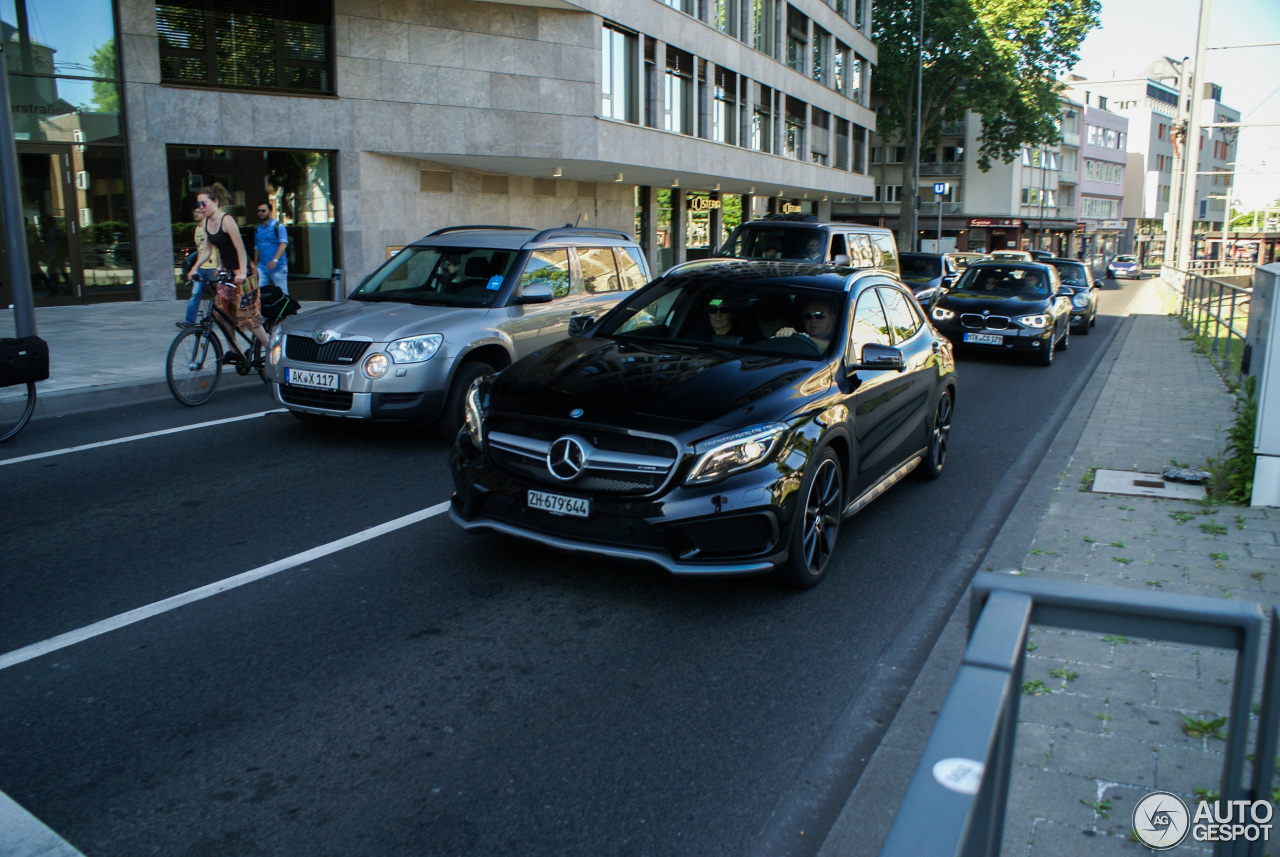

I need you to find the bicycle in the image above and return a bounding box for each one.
[0,379,36,442]
[0,335,48,443]
[165,280,269,407]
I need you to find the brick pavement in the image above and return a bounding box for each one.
[1002,282,1278,856]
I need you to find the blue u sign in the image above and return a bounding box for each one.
[933,182,947,195]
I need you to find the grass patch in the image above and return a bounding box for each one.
[1182,714,1227,740]
[1050,668,1079,682]
[1103,635,1132,645]
[1022,679,1049,696]
[1200,521,1228,536]
[1170,511,1196,524]
[1081,797,1112,818]
[1113,557,1134,565]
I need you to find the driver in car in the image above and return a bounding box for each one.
[799,297,837,350]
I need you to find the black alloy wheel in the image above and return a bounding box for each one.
[779,448,843,589]
[1037,334,1055,367]
[1056,321,1070,351]
[918,389,953,480]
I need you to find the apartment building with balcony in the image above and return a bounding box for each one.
[0,0,879,309]
[1066,58,1240,264]
[836,98,1081,256]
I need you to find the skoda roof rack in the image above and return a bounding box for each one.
[530,225,633,243]
[426,225,533,237]
[756,213,820,222]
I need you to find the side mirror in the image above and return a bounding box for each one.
[941,275,956,289]
[568,315,592,336]
[851,342,905,371]
[832,254,851,266]
[518,283,554,304]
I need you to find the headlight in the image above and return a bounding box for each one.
[1017,314,1048,328]
[931,306,955,321]
[269,343,282,367]
[269,325,285,348]
[464,379,486,449]
[364,353,389,378]
[1072,293,1089,308]
[685,423,788,485]
[387,334,444,364]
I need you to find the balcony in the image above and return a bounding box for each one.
[919,162,965,177]
[939,121,966,136]
[1061,130,1080,148]
[1059,168,1078,184]
[922,201,965,215]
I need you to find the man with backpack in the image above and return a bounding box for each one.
[254,201,289,295]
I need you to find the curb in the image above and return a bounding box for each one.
[28,372,269,421]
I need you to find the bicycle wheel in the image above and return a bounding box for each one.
[249,339,269,384]
[0,381,36,443]
[167,327,223,406]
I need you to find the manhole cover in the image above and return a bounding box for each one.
[1090,469,1206,500]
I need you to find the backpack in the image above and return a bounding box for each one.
[259,283,301,331]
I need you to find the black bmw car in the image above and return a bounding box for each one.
[928,261,1073,366]
[450,260,957,588]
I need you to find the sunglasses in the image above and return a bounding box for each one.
[196,201,208,208]
[257,208,269,214]
[708,307,730,315]
[802,311,829,320]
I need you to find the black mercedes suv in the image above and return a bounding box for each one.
[449,260,957,588]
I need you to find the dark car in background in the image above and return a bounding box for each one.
[898,252,953,308]
[1047,258,1099,334]
[450,260,957,588]
[1106,255,1142,279]
[929,261,1073,366]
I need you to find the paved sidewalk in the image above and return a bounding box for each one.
[820,277,1276,856]
[0,298,335,418]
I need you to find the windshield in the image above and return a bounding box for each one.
[899,254,942,279]
[1050,262,1089,286]
[350,246,516,308]
[1114,255,1137,263]
[719,226,828,262]
[596,279,846,360]
[953,266,1051,299]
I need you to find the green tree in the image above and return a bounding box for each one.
[872,0,1100,251]
[89,39,118,112]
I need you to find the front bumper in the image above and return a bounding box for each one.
[936,322,1053,353]
[449,436,795,575]
[268,346,453,421]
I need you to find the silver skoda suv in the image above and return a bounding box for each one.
[266,225,651,438]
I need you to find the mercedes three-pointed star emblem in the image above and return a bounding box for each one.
[547,437,587,481]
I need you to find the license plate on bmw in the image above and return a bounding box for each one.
[963,332,1003,345]
[528,490,590,518]
[284,368,338,391]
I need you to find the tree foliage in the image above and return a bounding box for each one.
[89,39,118,113]
[872,0,1100,247]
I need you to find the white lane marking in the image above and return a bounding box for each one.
[0,790,86,857]
[0,502,450,672]
[0,409,288,467]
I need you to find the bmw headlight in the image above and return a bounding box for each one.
[1017,314,1048,329]
[1072,293,1089,308]
[685,423,788,485]
[387,334,444,364]
[931,306,955,321]
[464,379,487,449]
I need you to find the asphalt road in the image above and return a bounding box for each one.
[0,277,1145,857]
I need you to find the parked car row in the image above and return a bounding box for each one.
[263,218,1112,589]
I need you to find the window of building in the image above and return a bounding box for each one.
[812,26,830,85]
[870,146,882,165]
[1062,109,1079,135]
[664,47,695,136]
[849,55,864,104]
[942,146,964,163]
[660,0,695,13]
[601,25,638,124]
[835,118,850,170]
[712,67,738,145]
[853,125,867,173]
[1059,186,1074,207]
[1080,196,1119,219]
[166,146,338,297]
[156,0,333,94]
[810,108,830,165]
[786,7,808,73]
[784,97,806,160]
[714,0,740,38]
[751,83,773,153]
[887,146,906,164]
[752,0,776,56]
[833,42,849,94]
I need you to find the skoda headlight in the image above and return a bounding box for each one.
[685,423,788,485]
[1072,293,1089,308]
[931,306,955,321]
[464,379,487,449]
[269,325,285,348]
[387,334,444,364]
[364,353,389,379]
[1017,314,1048,329]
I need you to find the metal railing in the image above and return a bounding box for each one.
[1163,266,1254,378]
[919,162,965,177]
[879,573,1269,857]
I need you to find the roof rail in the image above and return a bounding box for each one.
[529,225,633,243]
[426,225,533,237]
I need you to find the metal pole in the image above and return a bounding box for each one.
[1177,0,1213,271]
[0,43,36,337]
[1168,56,1192,270]
[937,190,942,250]
[912,0,924,252]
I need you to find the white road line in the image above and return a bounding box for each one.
[0,790,85,857]
[0,409,289,467]
[0,501,451,672]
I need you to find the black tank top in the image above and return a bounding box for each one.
[204,214,241,272]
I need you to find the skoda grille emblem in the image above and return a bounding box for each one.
[314,329,338,345]
[547,437,587,481]
[570,408,584,419]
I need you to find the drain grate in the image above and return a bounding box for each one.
[1090,469,1206,500]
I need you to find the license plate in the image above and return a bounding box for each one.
[284,368,338,391]
[528,490,590,518]
[963,333,1003,345]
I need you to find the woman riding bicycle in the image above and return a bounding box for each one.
[187,183,269,355]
